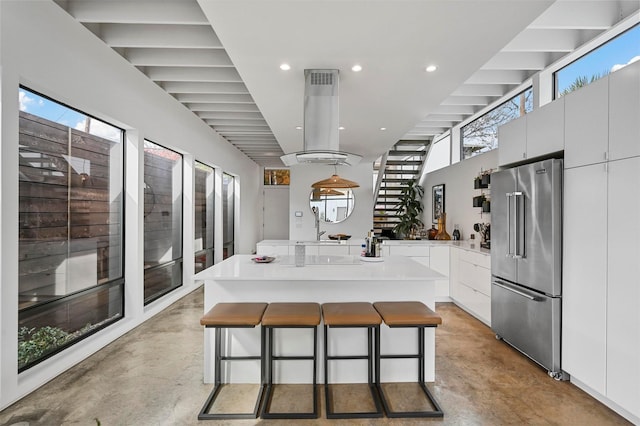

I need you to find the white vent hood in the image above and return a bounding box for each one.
[281,69,361,166]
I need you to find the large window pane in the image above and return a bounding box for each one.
[194,162,214,273]
[556,24,640,97]
[461,88,533,160]
[222,173,234,259]
[143,140,183,304]
[18,87,124,371]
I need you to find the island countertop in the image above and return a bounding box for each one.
[196,254,444,385]
[194,254,445,282]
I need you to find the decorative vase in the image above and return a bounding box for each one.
[427,226,438,240]
[435,213,451,240]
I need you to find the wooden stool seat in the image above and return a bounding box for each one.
[261,302,321,326]
[322,302,382,326]
[200,302,267,327]
[373,301,442,327]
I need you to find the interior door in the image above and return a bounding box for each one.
[262,186,290,240]
[490,167,517,282]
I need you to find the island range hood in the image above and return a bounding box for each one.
[281,69,362,166]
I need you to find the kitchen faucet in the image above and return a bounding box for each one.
[312,206,325,241]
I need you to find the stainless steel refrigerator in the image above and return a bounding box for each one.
[491,158,565,379]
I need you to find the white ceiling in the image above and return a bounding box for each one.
[54,0,639,167]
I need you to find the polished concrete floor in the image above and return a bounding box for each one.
[0,286,630,425]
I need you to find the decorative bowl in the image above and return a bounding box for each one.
[328,234,351,240]
[251,256,275,263]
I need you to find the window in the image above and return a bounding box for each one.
[143,140,183,304]
[555,24,640,97]
[194,162,214,273]
[18,87,124,371]
[461,88,533,160]
[222,173,235,259]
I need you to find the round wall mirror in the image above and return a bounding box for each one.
[309,188,355,223]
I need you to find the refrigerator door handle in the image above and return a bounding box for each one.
[493,280,541,301]
[506,192,514,258]
[513,191,524,259]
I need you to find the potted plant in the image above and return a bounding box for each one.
[393,179,424,239]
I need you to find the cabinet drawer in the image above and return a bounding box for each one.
[256,245,290,256]
[458,249,491,269]
[389,245,429,257]
[318,245,350,255]
[454,282,491,325]
[459,261,491,295]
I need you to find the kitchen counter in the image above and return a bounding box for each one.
[195,254,444,385]
[383,239,491,255]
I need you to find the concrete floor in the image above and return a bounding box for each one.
[0,286,630,425]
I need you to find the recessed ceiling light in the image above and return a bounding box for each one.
[380,127,387,131]
[425,65,437,73]
[295,126,302,130]
[351,65,362,72]
[338,126,345,130]
[280,63,291,71]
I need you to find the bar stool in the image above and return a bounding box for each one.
[322,302,384,419]
[198,302,268,420]
[373,301,444,418]
[260,302,321,419]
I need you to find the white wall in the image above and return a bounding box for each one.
[289,163,373,241]
[0,1,260,409]
[420,150,498,241]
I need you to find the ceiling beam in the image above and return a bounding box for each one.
[214,125,272,132]
[530,1,635,30]
[465,69,530,85]
[100,24,221,48]
[188,103,260,112]
[482,51,563,71]
[59,0,208,25]
[503,28,602,52]
[148,67,242,83]
[197,111,263,119]
[452,84,509,97]
[205,119,268,126]
[126,48,232,67]
[162,81,248,94]
[431,105,477,115]
[175,93,253,103]
[442,96,492,106]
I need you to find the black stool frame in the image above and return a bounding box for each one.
[260,325,319,419]
[324,324,384,419]
[198,325,265,420]
[376,325,444,418]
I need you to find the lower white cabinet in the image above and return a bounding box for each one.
[450,247,491,325]
[606,157,640,418]
[563,157,640,419]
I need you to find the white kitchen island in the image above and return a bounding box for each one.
[194,254,444,385]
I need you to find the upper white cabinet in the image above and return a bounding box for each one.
[609,60,640,161]
[498,115,527,166]
[498,99,564,167]
[526,97,565,159]
[564,76,609,168]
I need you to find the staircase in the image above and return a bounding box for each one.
[373,140,431,236]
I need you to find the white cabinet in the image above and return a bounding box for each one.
[564,76,609,168]
[606,157,640,418]
[256,244,290,256]
[563,157,640,418]
[609,60,640,161]
[498,115,527,166]
[449,247,491,325]
[498,99,564,167]
[430,246,450,300]
[526,97,565,159]
[562,164,608,394]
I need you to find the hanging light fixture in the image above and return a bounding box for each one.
[311,166,360,189]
